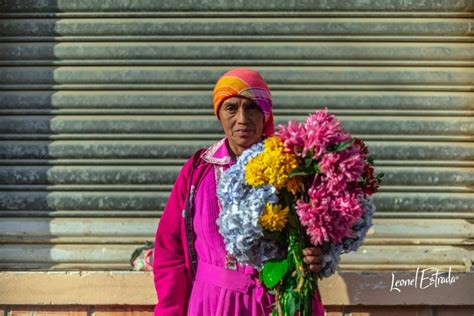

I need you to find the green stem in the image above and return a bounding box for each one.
[275,287,284,316]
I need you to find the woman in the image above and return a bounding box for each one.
[153,68,324,315]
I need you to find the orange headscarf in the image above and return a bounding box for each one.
[212,68,274,137]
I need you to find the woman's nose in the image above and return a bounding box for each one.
[236,106,249,124]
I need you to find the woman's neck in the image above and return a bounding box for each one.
[226,136,264,159]
[226,141,243,159]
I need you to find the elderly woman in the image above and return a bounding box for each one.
[153,68,324,315]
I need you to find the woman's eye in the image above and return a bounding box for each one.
[226,106,237,113]
[248,104,260,112]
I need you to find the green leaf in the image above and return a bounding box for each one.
[376,172,385,183]
[287,291,297,316]
[262,258,289,289]
[288,170,310,178]
[367,156,375,165]
[313,163,319,173]
[328,139,355,152]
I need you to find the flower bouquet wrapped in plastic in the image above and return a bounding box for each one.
[217,109,383,315]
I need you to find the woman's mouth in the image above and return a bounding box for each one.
[235,128,253,134]
[235,129,253,136]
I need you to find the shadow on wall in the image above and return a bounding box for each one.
[0,1,160,271]
[0,0,67,270]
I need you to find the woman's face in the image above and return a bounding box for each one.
[218,96,264,157]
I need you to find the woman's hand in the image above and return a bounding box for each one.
[302,246,322,273]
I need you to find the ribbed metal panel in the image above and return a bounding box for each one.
[0,0,472,271]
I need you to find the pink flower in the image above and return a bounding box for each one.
[319,146,365,191]
[277,108,351,159]
[143,248,154,272]
[278,109,374,246]
[276,120,306,156]
[303,109,351,159]
[362,164,380,195]
[297,173,364,245]
[353,138,368,157]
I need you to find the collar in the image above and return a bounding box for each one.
[201,137,235,166]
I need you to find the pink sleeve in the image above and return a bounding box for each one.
[153,158,193,315]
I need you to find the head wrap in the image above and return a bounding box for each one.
[212,67,274,137]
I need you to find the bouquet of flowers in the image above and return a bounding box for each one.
[217,109,383,315]
[130,241,154,272]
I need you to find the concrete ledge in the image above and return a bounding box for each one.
[0,271,472,305]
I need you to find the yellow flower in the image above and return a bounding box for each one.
[245,154,267,187]
[286,176,304,195]
[259,203,289,232]
[245,136,300,190]
[263,135,282,151]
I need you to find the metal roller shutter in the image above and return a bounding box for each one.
[0,0,472,272]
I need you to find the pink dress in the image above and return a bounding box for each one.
[187,138,273,315]
[153,137,325,315]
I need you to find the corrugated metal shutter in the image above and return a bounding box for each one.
[0,1,472,272]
